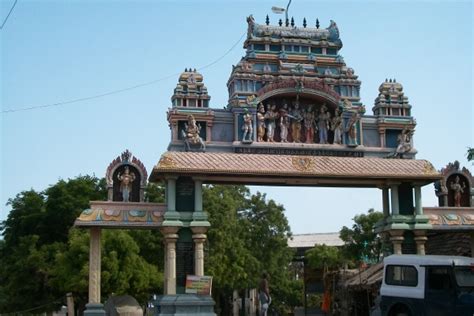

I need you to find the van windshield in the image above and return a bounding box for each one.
[454,266,474,287]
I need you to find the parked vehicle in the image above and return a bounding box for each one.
[380,255,474,316]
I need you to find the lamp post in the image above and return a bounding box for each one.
[271,0,292,24]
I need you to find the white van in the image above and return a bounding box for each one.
[380,255,474,316]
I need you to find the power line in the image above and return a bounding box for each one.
[2,31,246,114]
[0,0,18,30]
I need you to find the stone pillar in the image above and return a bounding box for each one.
[233,290,239,316]
[382,187,390,217]
[390,185,400,215]
[89,227,101,304]
[161,226,180,295]
[67,293,75,316]
[414,186,423,215]
[84,227,105,316]
[414,231,427,255]
[191,226,208,276]
[390,230,404,255]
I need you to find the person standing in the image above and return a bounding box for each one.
[259,273,271,316]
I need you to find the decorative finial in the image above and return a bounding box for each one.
[316,18,320,29]
[389,79,392,83]
[385,78,388,82]
[121,149,131,163]
[193,68,196,72]
[285,18,289,27]
[279,19,283,26]
[303,17,307,28]
[290,17,295,27]
[185,68,188,72]
[394,78,396,82]
[265,14,270,25]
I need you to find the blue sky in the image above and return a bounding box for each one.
[1,0,473,233]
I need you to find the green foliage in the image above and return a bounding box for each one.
[339,208,384,264]
[145,182,165,203]
[306,244,342,270]
[467,147,474,162]
[204,185,302,314]
[0,175,163,313]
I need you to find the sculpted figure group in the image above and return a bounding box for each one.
[247,100,358,145]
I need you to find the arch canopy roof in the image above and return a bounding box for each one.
[150,152,441,187]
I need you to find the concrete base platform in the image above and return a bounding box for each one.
[153,294,216,316]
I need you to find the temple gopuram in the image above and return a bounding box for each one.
[75,15,457,316]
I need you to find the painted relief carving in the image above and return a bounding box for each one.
[345,112,359,147]
[450,176,466,207]
[241,108,253,143]
[182,115,206,152]
[256,103,266,142]
[117,166,136,202]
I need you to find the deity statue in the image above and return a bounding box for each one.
[303,106,315,144]
[264,103,279,142]
[279,102,290,142]
[394,127,413,158]
[117,166,136,202]
[317,105,330,144]
[331,108,343,144]
[290,100,303,143]
[345,112,359,147]
[450,176,466,207]
[256,103,266,142]
[182,115,206,151]
[241,108,253,142]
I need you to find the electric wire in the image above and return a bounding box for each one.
[0,0,18,30]
[2,31,246,114]
[7,296,64,314]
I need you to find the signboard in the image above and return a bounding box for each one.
[185,275,212,295]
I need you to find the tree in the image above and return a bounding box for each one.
[339,209,384,265]
[306,244,342,271]
[0,176,164,314]
[204,185,302,315]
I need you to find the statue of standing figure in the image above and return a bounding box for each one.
[241,108,253,142]
[264,103,279,142]
[345,112,359,147]
[256,103,266,142]
[450,176,466,207]
[117,166,136,202]
[331,108,343,144]
[303,106,315,144]
[317,105,330,144]
[279,102,290,142]
[290,100,303,143]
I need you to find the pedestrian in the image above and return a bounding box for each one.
[259,272,271,316]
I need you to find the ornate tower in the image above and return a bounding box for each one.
[171,69,211,108]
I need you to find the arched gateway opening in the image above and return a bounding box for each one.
[75,15,441,316]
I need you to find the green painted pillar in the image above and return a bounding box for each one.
[167,178,176,212]
[194,179,203,212]
[382,187,390,217]
[163,177,181,224]
[414,186,422,215]
[391,185,400,215]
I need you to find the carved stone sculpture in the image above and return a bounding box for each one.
[257,103,266,142]
[182,115,206,152]
[241,108,253,142]
[331,108,343,144]
[290,101,303,143]
[345,112,359,147]
[117,166,136,202]
[317,105,330,144]
[265,103,279,142]
[450,176,466,207]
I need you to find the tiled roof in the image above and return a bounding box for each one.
[150,152,441,185]
[288,233,344,248]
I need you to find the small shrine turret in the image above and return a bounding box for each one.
[171,68,210,108]
[373,78,411,117]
